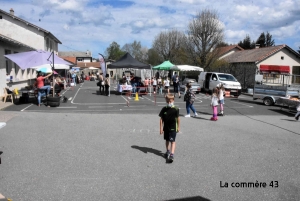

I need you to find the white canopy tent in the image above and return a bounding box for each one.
[170,65,203,71]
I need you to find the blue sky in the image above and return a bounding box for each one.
[1,0,300,58]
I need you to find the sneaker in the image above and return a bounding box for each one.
[185,114,191,117]
[169,154,174,162]
[193,113,198,117]
[164,151,170,159]
[295,116,299,121]
[179,95,181,98]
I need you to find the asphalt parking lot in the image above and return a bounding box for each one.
[0,80,299,201]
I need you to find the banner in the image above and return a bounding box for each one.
[99,53,106,76]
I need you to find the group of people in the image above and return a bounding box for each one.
[183,83,225,120]
[119,73,181,97]
[97,73,110,96]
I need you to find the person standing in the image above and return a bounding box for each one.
[210,88,219,121]
[172,72,178,94]
[35,72,53,106]
[218,85,225,116]
[157,77,162,95]
[159,93,180,163]
[184,83,198,117]
[104,74,110,96]
[144,78,149,92]
[173,75,181,98]
[130,74,136,93]
[163,77,170,94]
[152,77,157,94]
[71,71,77,86]
[99,73,104,95]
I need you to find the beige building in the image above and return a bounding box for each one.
[218,44,300,88]
[0,8,61,98]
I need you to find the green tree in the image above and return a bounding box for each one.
[147,48,163,66]
[105,41,125,60]
[122,40,148,63]
[255,32,275,47]
[238,35,253,49]
[256,32,266,47]
[265,32,275,46]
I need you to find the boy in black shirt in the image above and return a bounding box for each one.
[159,94,180,162]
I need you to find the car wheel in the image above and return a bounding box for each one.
[263,97,273,106]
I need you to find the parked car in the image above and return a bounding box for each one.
[179,78,201,94]
[198,72,242,97]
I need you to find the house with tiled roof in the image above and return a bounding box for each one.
[219,44,300,88]
[0,8,62,98]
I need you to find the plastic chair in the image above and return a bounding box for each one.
[3,88,13,103]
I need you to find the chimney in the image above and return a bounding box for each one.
[9,8,14,15]
[255,44,260,49]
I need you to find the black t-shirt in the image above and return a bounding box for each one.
[159,106,179,132]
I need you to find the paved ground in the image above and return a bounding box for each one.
[0,80,299,201]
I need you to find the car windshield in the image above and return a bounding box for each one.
[218,74,237,81]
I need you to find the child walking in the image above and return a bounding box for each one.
[210,88,219,121]
[159,94,180,162]
[218,85,225,116]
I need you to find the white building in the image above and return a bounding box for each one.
[0,8,62,98]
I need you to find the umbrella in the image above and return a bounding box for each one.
[36,67,52,73]
[4,50,73,97]
[4,50,72,70]
[170,65,204,71]
[152,61,176,70]
[33,64,71,70]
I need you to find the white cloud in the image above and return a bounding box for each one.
[1,0,299,56]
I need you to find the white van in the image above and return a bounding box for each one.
[198,72,242,96]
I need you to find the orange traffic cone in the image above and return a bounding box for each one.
[225,91,230,97]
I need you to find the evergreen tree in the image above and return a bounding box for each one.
[265,32,275,46]
[238,35,252,49]
[256,32,266,47]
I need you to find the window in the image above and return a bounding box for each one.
[218,74,237,81]
[292,66,300,84]
[212,74,217,81]
[5,49,11,74]
[77,58,83,62]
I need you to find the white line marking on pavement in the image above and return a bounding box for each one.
[89,106,113,108]
[124,105,146,107]
[21,104,33,111]
[58,107,78,108]
[143,96,153,102]
[120,95,129,103]
[68,97,72,100]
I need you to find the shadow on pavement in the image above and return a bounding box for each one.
[165,195,211,201]
[268,109,295,117]
[131,145,164,159]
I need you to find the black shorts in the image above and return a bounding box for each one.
[165,86,169,89]
[164,131,177,142]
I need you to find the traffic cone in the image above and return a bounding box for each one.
[134,92,139,101]
[225,91,230,97]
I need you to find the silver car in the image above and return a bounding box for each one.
[180,78,201,94]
